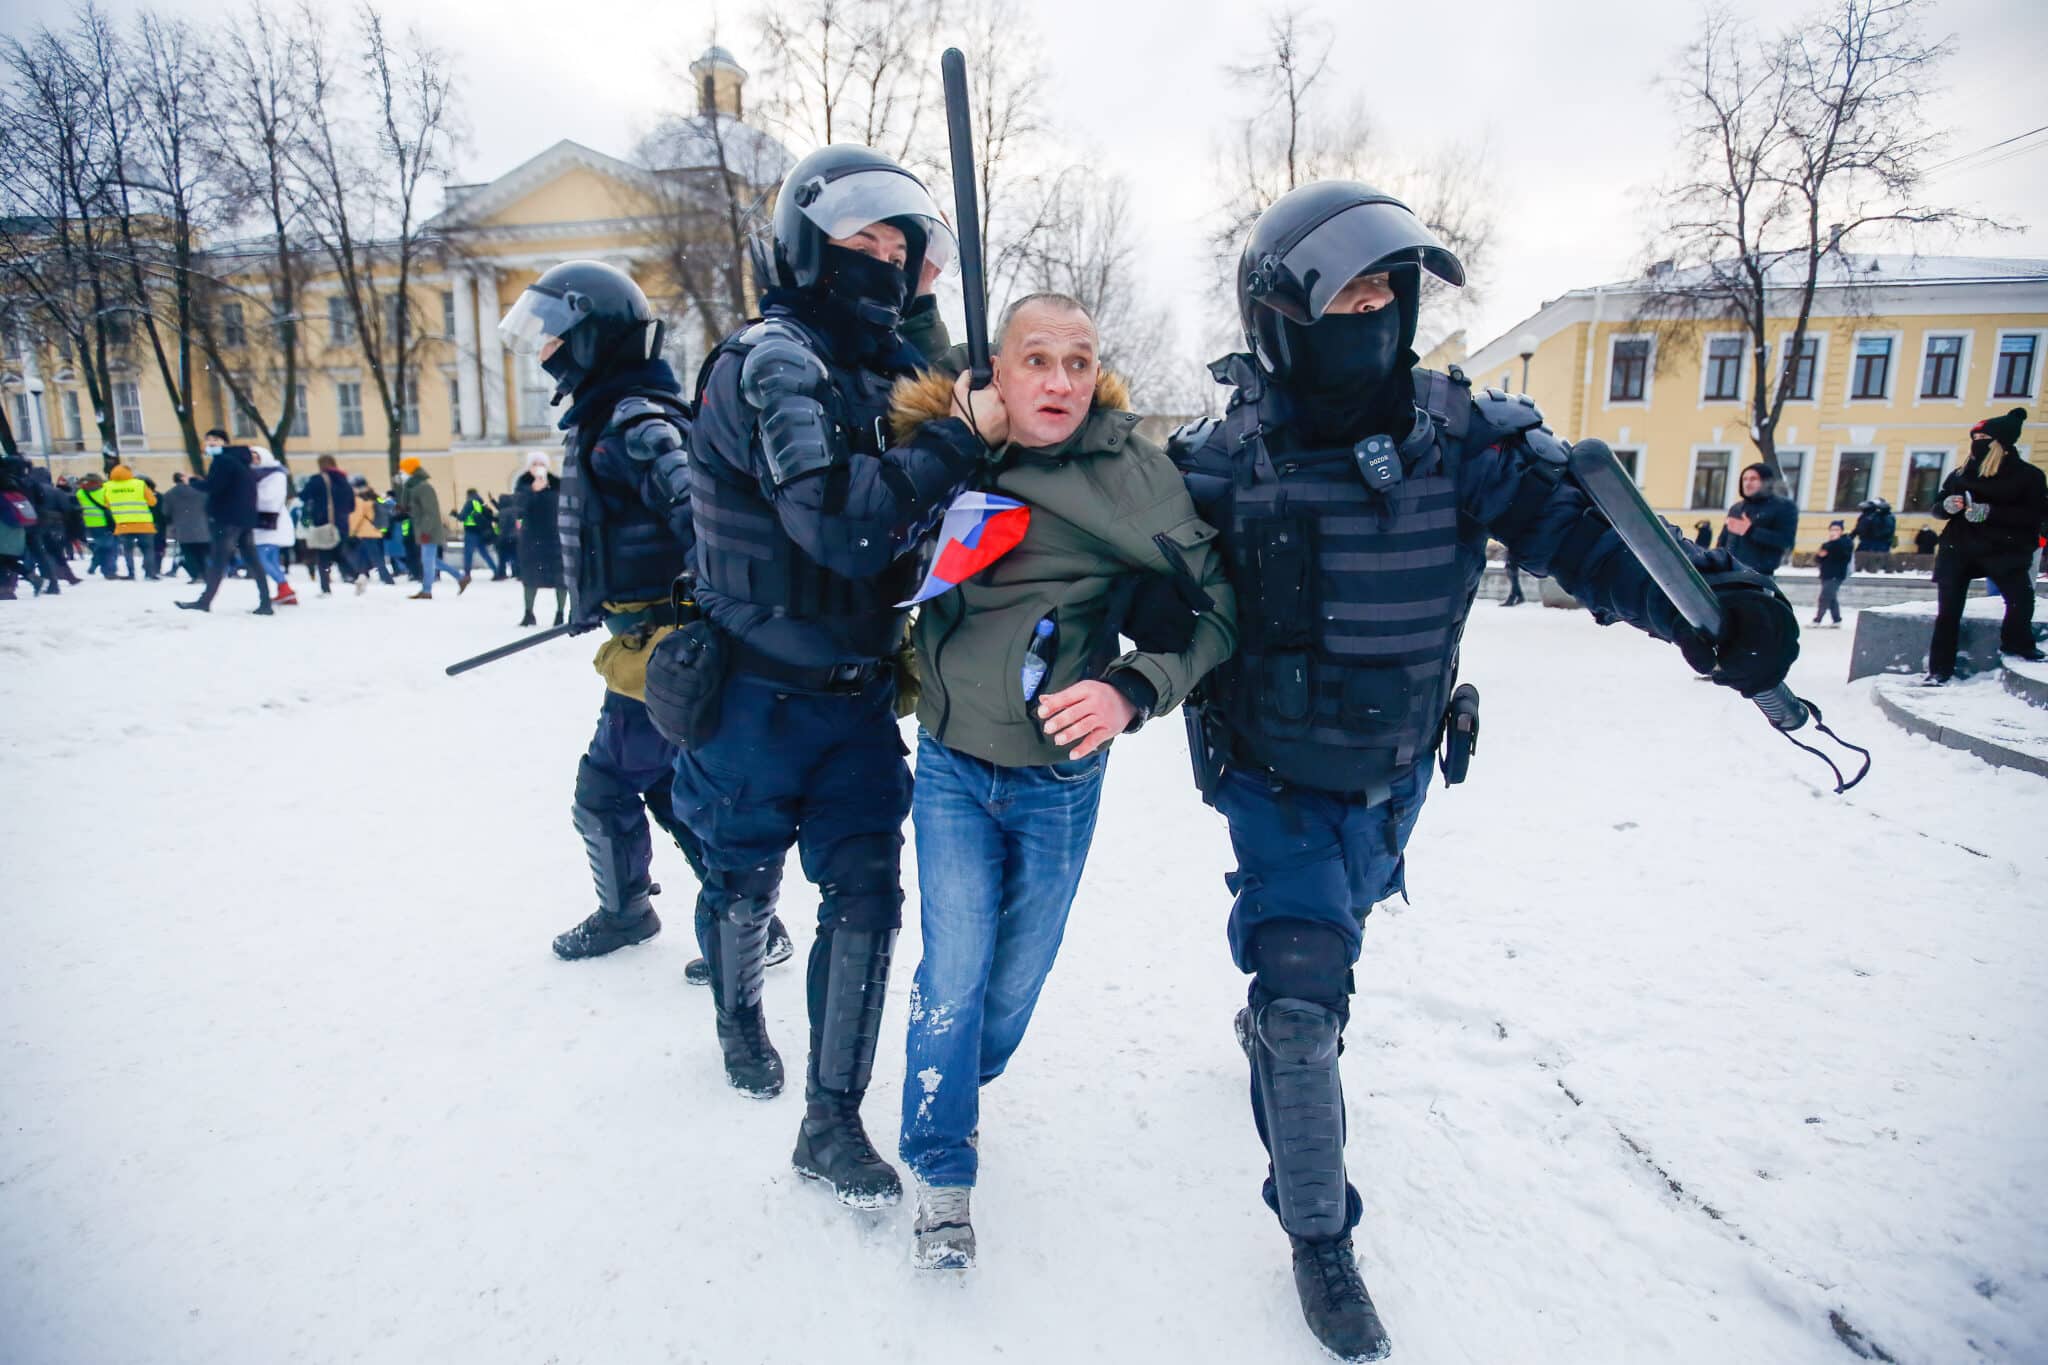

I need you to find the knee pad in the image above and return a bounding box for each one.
[573,754,634,816]
[1247,920,1353,1010]
[817,833,903,933]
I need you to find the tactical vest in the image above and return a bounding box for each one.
[559,388,692,616]
[1194,367,1488,802]
[688,315,916,663]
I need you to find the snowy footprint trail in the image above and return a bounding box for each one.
[3,581,2044,1364]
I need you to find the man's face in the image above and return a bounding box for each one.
[539,337,562,363]
[828,220,908,269]
[993,303,1099,449]
[1326,271,1395,315]
[1827,526,1842,541]
[1740,469,1763,497]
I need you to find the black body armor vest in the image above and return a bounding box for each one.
[558,388,693,617]
[1180,365,1486,802]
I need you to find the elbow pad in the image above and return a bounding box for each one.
[740,337,844,487]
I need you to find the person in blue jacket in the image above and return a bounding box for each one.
[1720,462,1799,576]
[178,428,270,614]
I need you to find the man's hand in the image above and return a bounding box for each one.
[1725,512,1752,537]
[953,371,1009,448]
[1681,577,1799,696]
[1037,680,1134,759]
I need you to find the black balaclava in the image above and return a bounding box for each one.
[1283,305,1413,445]
[821,242,909,331]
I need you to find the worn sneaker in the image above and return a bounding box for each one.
[1290,1235,1391,1362]
[684,917,796,985]
[912,1181,975,1269]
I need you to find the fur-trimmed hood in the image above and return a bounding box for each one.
[890,366,1133,446]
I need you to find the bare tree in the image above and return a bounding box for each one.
[293,2,457,476]
[1638,0,1996,464]
[0,13,129,460]
[1209,6,1495,346]
[752,0,941,172]
[192,2,314,463]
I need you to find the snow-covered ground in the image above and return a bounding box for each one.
[3,578,2044,1365]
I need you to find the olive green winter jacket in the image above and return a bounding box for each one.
[895,362,1237,769]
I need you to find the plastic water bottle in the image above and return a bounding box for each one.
[1020,616,1057,702]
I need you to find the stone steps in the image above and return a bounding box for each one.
[1872,672,2048,777]
[2005,659,2048,710]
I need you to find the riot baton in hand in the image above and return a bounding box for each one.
[1567,438,1871,793]
[941,47,992,390]
[445,620,580,677]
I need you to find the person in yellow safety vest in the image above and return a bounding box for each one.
[103,464,161,581]
[75,473,119,578]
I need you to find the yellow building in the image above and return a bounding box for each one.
[1442,256,2048,552]
[0,46,784,498]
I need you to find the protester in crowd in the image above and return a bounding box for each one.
[893,294,1237,1270]
[494,482,522,581]
[180,429,271,614]
[250,446,299,607]
[1913,525,1939,556]
[0,453,37,600]
[398,457,462,598]
[512,452,564,628]
[1924,408,2046,683]
[101,463,161,581]
[346,476,394,589]
[1499,548,1525,606]
[457,487,504,581]
[1813,520,1853,628]
[1853,498,1897,556]
[162,472,212,583]
[300,455,356,595]
[1693,519,1713,549]
[1719,463,1798,577]
[75,473,117,578]
[382,486,415,580]
[29,468,77,591]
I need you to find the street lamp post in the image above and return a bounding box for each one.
[1516,332,1540,393]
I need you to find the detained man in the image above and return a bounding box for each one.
[891,293,1238,1269]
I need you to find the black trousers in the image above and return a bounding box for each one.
[1928,550,2036,678]
[195,526,269,609]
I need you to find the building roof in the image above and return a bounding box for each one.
[639,114,792,179]
[693,45,742,71]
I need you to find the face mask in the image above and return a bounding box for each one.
[1290,307,1404,396]
[205,444,222,457]
[822,243,909,330]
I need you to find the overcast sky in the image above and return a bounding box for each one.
[12,0,2046,366]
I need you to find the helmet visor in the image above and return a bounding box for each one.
[498,286,586,356]
[788,166,958,277]
[1260,200,1466,324]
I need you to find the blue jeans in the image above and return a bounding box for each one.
[254,544,288,584]
[462,529,500,577]
[118,534,159,579]
[900,731,1108,1188]
[87,527,117,577]
[421,543,454,591]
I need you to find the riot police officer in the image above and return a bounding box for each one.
[662,145,985,1209]
[1171,183,1798,1362]
[498,260,792,967]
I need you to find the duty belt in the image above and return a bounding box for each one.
[731,641,888,695]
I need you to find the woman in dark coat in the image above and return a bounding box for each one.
[1924,407,2047,683]
[514,455,565,627]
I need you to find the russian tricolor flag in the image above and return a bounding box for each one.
[895,491,1031,607]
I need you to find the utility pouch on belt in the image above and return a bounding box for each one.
[1438,683,1480,785]
[643,618,729,749]
[1184,696,1228,805]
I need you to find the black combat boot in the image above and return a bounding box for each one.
[684,916,794,985]
[790,927,901,1207]
[1290,1234,1392,1362]
[553,802,661,959]
[699,868,784,1098]
[552,907,660,959]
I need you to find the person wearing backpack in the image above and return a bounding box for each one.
[0,454,42,600]
[75,473,118,578]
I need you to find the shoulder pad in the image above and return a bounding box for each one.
[622,415,686,463]
[1167,416,1222,462]
[1517,425,1571,467]
[1471,386,1545,435]
[607,394,680,434]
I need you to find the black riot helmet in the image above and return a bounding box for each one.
[768,144,955,295]
[498,260,663,404]
[1237,181,1465,381]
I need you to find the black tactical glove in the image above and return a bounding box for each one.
[1677,573,1800,696]
[1123,571,1214,655]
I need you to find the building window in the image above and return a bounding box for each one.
[221,303,246,349]
[329,297,355,347]
[104,314,132,346]
[9,392,30,439]
[3,326,22,360]
[1901,451,1947,513]
[441,291,457,338]
[1994,334,2037,398]
[1776,449,1808,509]
[1703,336,1743,401]
[1832,450,1876,511]
[1851,336,1892,400]
[1612,448,1641,482]
[1609,338,1650,402]
[337,381,364,437]
[61,389,82,441]
[1919,335,1964,400]
[114,380,144,437]
[1691,450,1731,509]
[448,377,461,435]
[517,350,552,431]
[1780,335,1819,401]
[231,395,260,438]
[383,294,406,345]
[401,376,420,436]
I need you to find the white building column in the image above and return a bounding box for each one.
[20,344,50,454]
[474,267,509,443]
[452,270,483,440]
